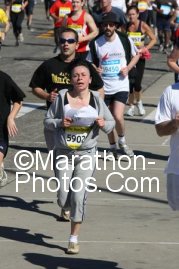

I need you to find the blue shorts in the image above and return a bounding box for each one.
[104,91,129,106]
[157,17,171,32]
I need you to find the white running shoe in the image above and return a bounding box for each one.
[159,44,164,52]
[118,143,134,157]
[126,105,135,116]
[19,33,24,42]
[0,167,8,187]
[60,209,70,221]
[136,101,145,116]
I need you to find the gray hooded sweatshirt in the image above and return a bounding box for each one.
[44,89,115,151]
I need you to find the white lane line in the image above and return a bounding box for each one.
[142,109,170,146]
[0,239,179,245]
[9,141,169,147]
[9,140,168,148]
[142,109,156,123]
[16,102,45,118]
[162,137,170,146]
[0,197,154,201]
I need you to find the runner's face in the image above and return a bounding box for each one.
[60,32,78,57]
[100,0,111,8]
[72,0,84,11]
[102,22,116,38]
[71,66,91,92]
[127,9,139,23]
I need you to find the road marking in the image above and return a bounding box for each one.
[0,239,179,245]
[162,137,170,146]
[142,109,156,123]
[36,30,54,39]
[16,102,45,118]
[142,109,170,146]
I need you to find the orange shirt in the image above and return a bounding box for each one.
[50,0,72,28]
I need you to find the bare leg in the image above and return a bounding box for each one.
[134,91,141,102]
[71,221,81,236]
[128,92,135,105]
[66,221,81,254]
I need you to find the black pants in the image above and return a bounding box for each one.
[10,11,24,38]
[44,0,53,13]
[130,58,146,93]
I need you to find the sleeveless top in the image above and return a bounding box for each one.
[11,0,24,13]
[66,10,90,53]
[127,20,145,48]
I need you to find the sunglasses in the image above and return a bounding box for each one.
[102,22,116,27]
[60,38,77,44]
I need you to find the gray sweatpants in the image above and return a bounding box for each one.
[167,174,179,210]
[54,148,96,222]
[44,128,55,151]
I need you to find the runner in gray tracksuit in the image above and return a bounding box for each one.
[44,59,115,254]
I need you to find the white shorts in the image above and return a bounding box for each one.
[167,174,179,210]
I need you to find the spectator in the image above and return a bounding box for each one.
[0,70,25,187]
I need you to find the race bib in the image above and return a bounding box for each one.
[101,59,121,77]
[160,5,171,15]
[11,4,22,13]
[128,32,142,47]
[68,24,83,34]
[59,7,71,18]
[65,126,91,149]
[138,1,148,11]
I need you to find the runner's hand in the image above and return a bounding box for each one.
[120,66,128,77]
[7,117,18,137]
[47,89,58,102]
[62,117,73,127]
[96,117,105,128]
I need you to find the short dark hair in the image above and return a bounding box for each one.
[59,27,79,43]
[68,59,92,78]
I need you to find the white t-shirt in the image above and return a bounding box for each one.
[87,33,137,95]
[64,104,98,149]
[64,104,98,126]
[155,84,179,175]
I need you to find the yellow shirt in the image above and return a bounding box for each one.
[0,9,8,24]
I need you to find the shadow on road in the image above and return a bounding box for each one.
[0,226,66,251]
[23,253,123,269]
[0,195,59,220]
